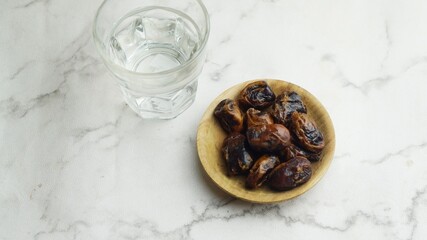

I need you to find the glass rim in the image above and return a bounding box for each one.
[92,0,210,77]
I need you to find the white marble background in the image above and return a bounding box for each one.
[1,0,427,239]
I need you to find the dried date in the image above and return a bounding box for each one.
[290,112,325,153]
[214,99,244,133]
[273,91,307,126]
[246,155,280,189]
[238,81,276,110]
[246,108,274,128]
[280,143,321,162]
[222,132,254,176]
[247,124,291,153]
[268,156,312,191]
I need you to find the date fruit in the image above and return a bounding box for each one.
[214,99,244,133]
[246,155,280,189]
[246,108,274,128]
[238,81,276,109]
[222,132,254,176]
[290,112,325,153]
[273,91,307,126]
[268,156,312,191]
[247,124,291,153]
[280,143,321,162]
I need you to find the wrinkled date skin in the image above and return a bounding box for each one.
[268,156,312,191]
[290,112,325,153]
[214,99,244,133]
[273,91,307,126]
[246,155,280,189]
[247,124,291,153]
[238,81,276,110]
[246,108,274,128]
[280,143,321,162]
[222,132,254,176]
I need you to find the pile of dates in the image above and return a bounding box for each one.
[214,81,325,191]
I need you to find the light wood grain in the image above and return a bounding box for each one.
[197,79,336,203]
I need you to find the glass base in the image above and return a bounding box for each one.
[120,80,198,119]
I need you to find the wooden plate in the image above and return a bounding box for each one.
[197,79,335,203]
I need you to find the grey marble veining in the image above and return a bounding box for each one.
[1,0,427,239]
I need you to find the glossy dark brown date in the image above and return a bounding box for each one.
[280,143,321,162]
[246,155,280,189]
[290,112,325,153]
[247,124,291,153]
[222,132,254,176]
[268,156,312,191]
[273,91,307,126]
[214,99,244,133]
[238,81,276,110]
[246,108,274,128]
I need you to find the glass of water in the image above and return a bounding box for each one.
[93,0,210,119]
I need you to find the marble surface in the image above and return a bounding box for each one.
[1,0,427,239]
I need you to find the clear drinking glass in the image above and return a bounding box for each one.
[93,0,210,119]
